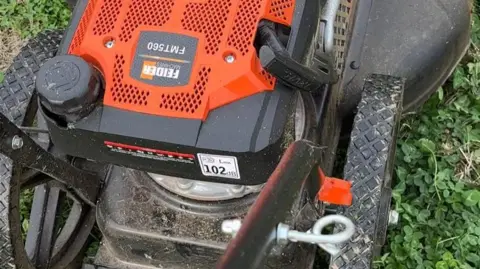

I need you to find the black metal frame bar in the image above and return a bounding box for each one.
[23,179,97,268]
[25,183,60,268]
[216,140,323,269]
[0,111,100,206]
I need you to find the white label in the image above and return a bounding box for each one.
[197,154,240,179]
[142,64,180,79]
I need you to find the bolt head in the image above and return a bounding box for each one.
[225,54,235,63]
[276,223,290,245]
[221,219,242,235]
[11,135,23,150]
[350,61,360,70]
[230,185,245,194]
[105,40,115,48]
[176,178,194,190]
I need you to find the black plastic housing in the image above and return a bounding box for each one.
[45,4,308,186]
[42,87,295,186]
[36,55,100,122]
[340,0,471,114]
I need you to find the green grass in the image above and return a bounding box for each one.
[0,0,71,86]
[1,0,480,268]
[0,0,70,38]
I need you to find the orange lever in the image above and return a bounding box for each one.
[317,168,352,206]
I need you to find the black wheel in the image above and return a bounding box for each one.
[0,30,95,269]
[329,75,404,268]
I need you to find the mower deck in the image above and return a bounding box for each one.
[92,167,318,269]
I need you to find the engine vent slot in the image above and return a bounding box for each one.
[119,0,175,42]
[93,0,122,35]
[269,0,294,22]
[112,55,150,106]
[333,0,355,72]
[182,0,232,55]
[227,0,263,56]
[160,67,211,113]
[69,0,99,52]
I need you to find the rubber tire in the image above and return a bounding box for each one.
[0,30,63,269]
[329,75,404,269]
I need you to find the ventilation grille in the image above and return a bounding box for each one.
[70,0,290,119]
[111,55,150,105]
[93,0,122,35]
[333,0,354,72]
[119,0,175,42]
[269,0,294,21]
[69,0,98,51]
[227,0,262,56]
[182,0,232,55]
[260,69,276,86]
[160,67,211,113]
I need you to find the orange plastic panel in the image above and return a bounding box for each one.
[317,168,353,206]
[68,0,295,120]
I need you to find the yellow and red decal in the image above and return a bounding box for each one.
[104,141,195,163]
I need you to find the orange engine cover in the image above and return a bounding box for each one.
[68,0,295,120]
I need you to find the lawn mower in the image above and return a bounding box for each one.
[0,0,471,268]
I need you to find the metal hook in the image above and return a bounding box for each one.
[277,215,355,256]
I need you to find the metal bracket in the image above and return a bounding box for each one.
[277,215,355,256]
[217,140,324,269]
[0,112,100,206]
[313,0,342,83]
[222,214,355,257]
[320,0,342,57]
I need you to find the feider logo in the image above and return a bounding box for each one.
[132,32,198,87]
[140,60,181,80]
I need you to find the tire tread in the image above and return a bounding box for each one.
[330,74,404,269]
[0,30,63,269]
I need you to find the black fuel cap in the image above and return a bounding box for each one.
[36,55,101,121]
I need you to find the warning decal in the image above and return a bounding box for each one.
[197,153,240,179]
[105,141,194,164]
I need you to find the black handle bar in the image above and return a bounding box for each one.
[216,140,323,269]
